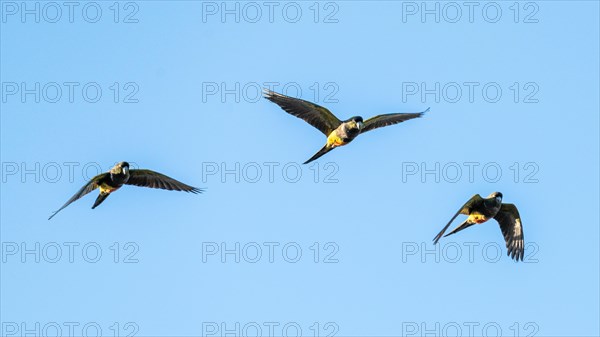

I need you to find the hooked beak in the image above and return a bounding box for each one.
[123,166,129,175]
[357,121,364,130]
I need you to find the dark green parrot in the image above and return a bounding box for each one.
[264,89,428,164]
[433,192,525,261]
[49,162,202,220]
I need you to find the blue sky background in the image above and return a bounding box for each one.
[1,1,599,336]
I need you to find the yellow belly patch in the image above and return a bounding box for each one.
[468,213,488,224]
[99,183,119,194]
[327,133,346,147]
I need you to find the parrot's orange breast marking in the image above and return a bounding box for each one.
[99,183,119,194]
[468,213,488,224]
[326,133,346,147]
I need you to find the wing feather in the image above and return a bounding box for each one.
[263,89,341,135]
[361,108,428,134]
[126,169,202,193]
[48,173,108,220]
[494,203,525,261]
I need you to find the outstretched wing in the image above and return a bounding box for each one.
[263,89,342,136]
[48,173,108,220]
[126,169,203,193]
[361,108,428,134]
[433,194,483,244]
[494,203,524,261]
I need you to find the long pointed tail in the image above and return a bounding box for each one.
[303,145,334,165]
[48,208,63,220]
[433,222,453,244]
[92,192,110,209]
[443,220,475,238]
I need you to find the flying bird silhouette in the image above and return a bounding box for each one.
[264,89,428,164]
[433,192,525,261]
[48,162,202,220]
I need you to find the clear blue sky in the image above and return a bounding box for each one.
[1,1,599,336]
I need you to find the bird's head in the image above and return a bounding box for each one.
[488,191,503,204]
[349,116,364,130]
[112,161,130,175]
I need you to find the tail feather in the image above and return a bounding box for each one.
[303,145,334,164]
[433,222,453,244]
[48,209,63,220]
[92,192,110,209]
[443,220,475,238]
